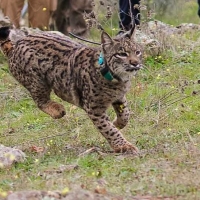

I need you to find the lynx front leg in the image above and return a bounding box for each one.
[89,113,138,154]
[112,97,130,129]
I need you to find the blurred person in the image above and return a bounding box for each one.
[198,0,200,17]
[119,0,140,32]
[0,0,57,30]
[54,0,93,37]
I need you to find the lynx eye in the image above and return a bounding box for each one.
[135,50,141,57]
[115,52,129,58]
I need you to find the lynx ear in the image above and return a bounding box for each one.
[118,23,136,40]
[101,31,113,45]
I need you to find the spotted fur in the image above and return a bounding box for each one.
[0,21,142,153]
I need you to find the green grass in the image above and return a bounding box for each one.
[1,1,200,199]
[154,0,200,26]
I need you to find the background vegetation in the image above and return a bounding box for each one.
[146,0,199,25]
[0,0,200,199]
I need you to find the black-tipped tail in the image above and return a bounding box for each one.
[0,26,10,41]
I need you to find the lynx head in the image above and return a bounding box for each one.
[100,25,142,82]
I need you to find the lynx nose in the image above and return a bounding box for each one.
[130,60,139,67]
[130,59,143,71]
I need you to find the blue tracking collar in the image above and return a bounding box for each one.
[98,53,114,81]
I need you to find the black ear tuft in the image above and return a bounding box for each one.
[0,26,10,40]
[125,23,136,39]
[129,23,136,36]
[116,23,136,40]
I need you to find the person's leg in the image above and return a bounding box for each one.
[0,0,24,28]
[198,0,200,17]
[119,0,130,31]
[54,0,71,35]
[119,0,140,31]
[28,0,51,30]
[49,0,57,12]
[132,0,140,25]
[69,0,92,36]
[48,0,57,30]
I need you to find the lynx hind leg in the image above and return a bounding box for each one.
[27,84,66,119]
[112,97,130,129]
[89,113,138,154]
[41,101,66,119]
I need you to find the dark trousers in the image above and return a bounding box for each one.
[198,0,200,17]
[119,0,140,31]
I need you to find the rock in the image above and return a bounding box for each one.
[5,187,122,200]
[0,145,26,168]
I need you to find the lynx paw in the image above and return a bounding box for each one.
[42,102,66,119]
[113,143,139,155]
